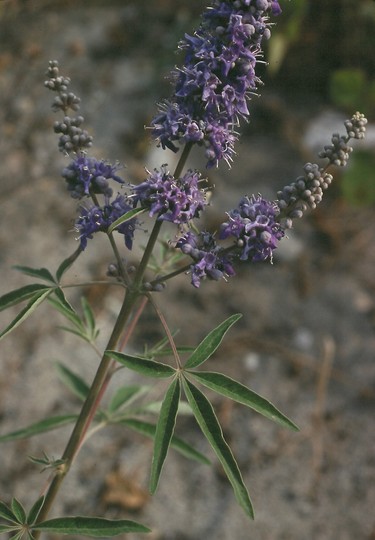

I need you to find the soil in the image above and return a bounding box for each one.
[0,2,374,540]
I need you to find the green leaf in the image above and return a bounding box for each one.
[9,530,24,540]
[81,297,96,336]
[48,288,82,328]
[9,526,24,540]
[0,284,50,312]
[329,68,366,110]
[56,246,82,283]
[28,452,66,471]
[54,362,90,401]
[0,415,77,442]
[106,351,176,378]
[57,326,91,341]
[33,516,150,536]
[135,399,192,416]
[0,500,17,523]
[26,497,45,525]
[49,290,99,345]
[13,265,55,283]
[189,371,299,431]
[341,150,375,206]
[0,525,19,533]
[108,385,149,413]
[184,313,242,369]
[107,207,145,235]
[0,288,53,342]
[182,377,254,519]
[122,419,210,465]
[10,499,26,524]
[150,377,180,494]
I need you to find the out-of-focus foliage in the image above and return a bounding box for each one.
[329,69,375,117]
[267,0,375,106]
[268,0,308,74]
[341,151,375,206]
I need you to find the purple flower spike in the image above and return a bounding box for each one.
[177,231,235,288]
[151,0,281,168]
[220,195,284,262]
[75,194,136,250]
[132,165,207,224]
[62,155,124,199]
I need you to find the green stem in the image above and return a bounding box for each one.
[33,143,194,533]
[34,289,139,531]
[132,142,193,288]
[173,141,193,178]
[148,263,192,287]
[107,232,130,285]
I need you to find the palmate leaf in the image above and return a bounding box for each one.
[0,288,53,342]
[189,371,299,431]
[0,284,50,312]
[184,313,242,369]
[0,500,17,523]
[32,516,150,536]
[54,362,90,401]
[0,525,19,533]
[13,265,55,283]
[135,399,192,416]
[182,377,254,520]
[28,451,65,469]
[48,288,82,328]
[9,531,25,540]
[150,377,180,494]
[106,351,176,378]
[120,418,210,465]
[0,415,77,443]
[108,385,150,413]
[49,290,99,344]
[26,497,45,525]
[10,499,26,524]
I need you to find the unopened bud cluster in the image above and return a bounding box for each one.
[344,112,367,140]
[319,112,367,166]
[277,164,333,229]
[45,60,93,154]
[277,113,367,229]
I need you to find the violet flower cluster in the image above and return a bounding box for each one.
[75,195,135,250]
[175,195,283,288]
[62,155,124,199]
[220,195,284,262]
[177,231,235,288]
[151,0,282,168]
[131,166,207,224]
[45,61,137,250]
[45,16,368,289]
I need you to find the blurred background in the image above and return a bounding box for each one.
[0,1,374,539]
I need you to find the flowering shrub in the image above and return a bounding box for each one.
[0,1,367,538]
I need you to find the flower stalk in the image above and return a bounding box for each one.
[33,142,194,532]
